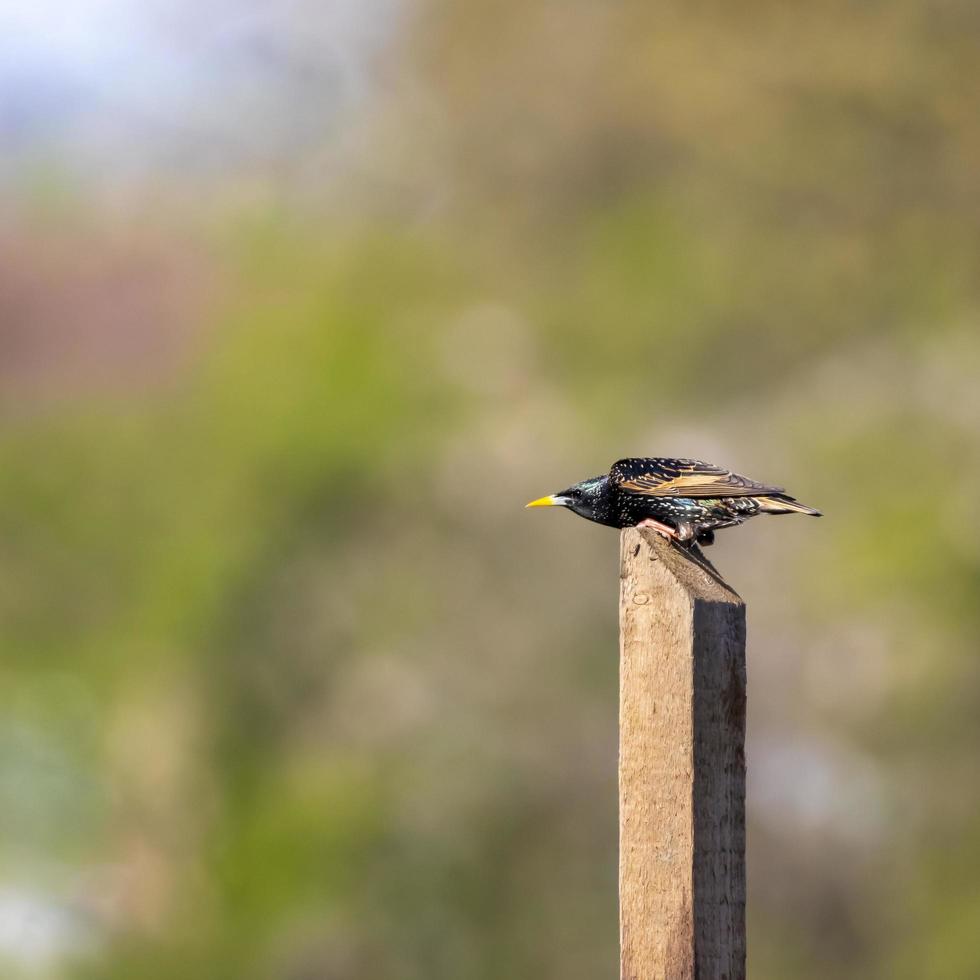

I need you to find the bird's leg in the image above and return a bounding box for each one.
[674,522,696,543]
[635,518,679,541]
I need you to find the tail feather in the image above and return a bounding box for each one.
[756,495,822,517]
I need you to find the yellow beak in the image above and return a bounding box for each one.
[526,494,562,508]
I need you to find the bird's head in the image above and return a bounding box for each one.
[526,475,609,521]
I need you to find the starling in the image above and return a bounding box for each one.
[526,457,820,545]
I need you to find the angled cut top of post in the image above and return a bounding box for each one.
[620,527,742,608]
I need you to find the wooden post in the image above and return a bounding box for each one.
[619,528,746,980]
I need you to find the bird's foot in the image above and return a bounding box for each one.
[635,518,679,541]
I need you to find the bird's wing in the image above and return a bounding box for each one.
[609,457,785,498]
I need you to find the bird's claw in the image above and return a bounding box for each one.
[635,518,679,541]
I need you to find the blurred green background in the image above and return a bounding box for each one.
[1,1,979,977]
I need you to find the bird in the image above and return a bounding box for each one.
[526,457,820,545]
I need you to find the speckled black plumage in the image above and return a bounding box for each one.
[527,457,821,544]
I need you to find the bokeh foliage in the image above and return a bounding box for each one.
[1,1,979,978]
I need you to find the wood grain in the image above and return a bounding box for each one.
[619,528,746,980]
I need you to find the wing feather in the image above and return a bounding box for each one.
[610,457,784,499]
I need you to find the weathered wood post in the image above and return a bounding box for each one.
[619,527,746,980]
